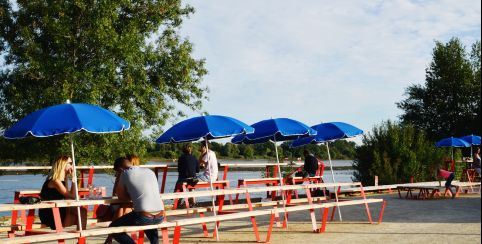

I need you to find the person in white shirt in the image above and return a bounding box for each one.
[197,142,218,182]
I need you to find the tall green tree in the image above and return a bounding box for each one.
[0,0,207,164]
[397,38,481,140]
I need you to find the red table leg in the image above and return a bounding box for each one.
[160,167,168,194]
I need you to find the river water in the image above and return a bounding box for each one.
[0,160,354,216]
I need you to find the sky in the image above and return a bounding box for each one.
[170,0,481,143]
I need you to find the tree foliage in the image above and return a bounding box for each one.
[0,0,207,164]
[397,38,481,140]
[146,140,357,161]
[353,121,444,185]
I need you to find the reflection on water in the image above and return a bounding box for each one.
[0,160,354,216]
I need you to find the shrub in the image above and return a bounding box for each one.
[353,121,444,185]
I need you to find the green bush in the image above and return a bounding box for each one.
[353,121,444,185]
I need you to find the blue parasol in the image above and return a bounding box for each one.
[3,101,130,230]
[156,115,254,144]
[460,135,481,157]
[290,122,363,221]
[435,137,470,161]
[156,115,254,240]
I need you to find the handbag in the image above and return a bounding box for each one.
[19,196,41,204]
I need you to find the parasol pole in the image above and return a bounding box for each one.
[205,138,220,241]
[273,138,288,228]
[325,142,342,221]
[70,135,83,231]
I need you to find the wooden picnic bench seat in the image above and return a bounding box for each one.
[0,232,81,244]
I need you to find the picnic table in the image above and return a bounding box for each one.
[10,188,90,229]
[235,177,281,203]
[172,180,230,210]
[397,185,446,199]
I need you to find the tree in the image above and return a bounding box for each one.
[353,121,444,185]
[0,1,207,164]
[397,38,481,140]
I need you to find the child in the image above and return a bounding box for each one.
[438,169,455,198]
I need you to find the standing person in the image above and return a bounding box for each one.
[473,147,481,175]
[39,155,87,230]
[109,166,164,244]
[176,143,200,186]
[198,142,218,182]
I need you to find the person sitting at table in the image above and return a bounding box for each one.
[112,157,133,219]
[295,149,318,178]
[109,165,164,244]
[473,147,481,175]
[177,143,200,186]
[127,154,141,166]
[197,141,218,182]
[175,143,200,207]
[38,155,87,230]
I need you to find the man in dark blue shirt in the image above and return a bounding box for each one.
[177,143,199,185]
[303,149,318,177]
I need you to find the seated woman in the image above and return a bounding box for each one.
[39,155,87,230]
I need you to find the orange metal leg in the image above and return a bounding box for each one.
[161,228,169,244]
[173,226,181,244]
[265,213,276,243]
[320,207,329,233]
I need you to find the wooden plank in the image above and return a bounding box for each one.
[242,177,280,182]
[0,232,80,244]
[80,222,176,237]
[45,198,126,207]
[161,188,245,200]
[175,210,272,226]
[271,199,384,213]
[0,203,56,212]
[219,163,288,167]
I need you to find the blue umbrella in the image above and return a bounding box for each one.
[232,118,317,144]
[435,137,470,161]
[460,135,481,145]
[290,122,363,221]
[460,135,481,157]
[156,115,254,144]
[232,118,316,227]
[4,103,130,138]
[3,102,130,230]
[156,115,254,240]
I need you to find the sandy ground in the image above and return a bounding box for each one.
[2,193,481,243]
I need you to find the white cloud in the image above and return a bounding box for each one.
[173,0,481,135]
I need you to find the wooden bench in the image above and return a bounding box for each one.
[0,202,57,238]
[339,185,397,195]
[1,232,81,244]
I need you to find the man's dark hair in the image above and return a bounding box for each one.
[303,149,310,156]
[183,143,192,154]
[114,157,127,171]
